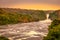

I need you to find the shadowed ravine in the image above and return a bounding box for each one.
[0,14,52,40]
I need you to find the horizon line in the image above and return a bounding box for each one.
[0,7,60,11]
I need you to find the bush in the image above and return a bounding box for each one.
[0,36,9,40]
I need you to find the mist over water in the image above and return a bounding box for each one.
[0,14,52,40]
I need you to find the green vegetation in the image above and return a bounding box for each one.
[49,10,60,20]
[0,8,46,25]
[43,19,60,40]
[0,8,60,25]
[0,36,9,40]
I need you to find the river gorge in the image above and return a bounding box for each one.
[0,14,52,40]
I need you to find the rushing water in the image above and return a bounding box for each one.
[46,13,49,20]
[0,14,52,40]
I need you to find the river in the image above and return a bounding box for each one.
[0,19,52,40]
[0,14,52,40]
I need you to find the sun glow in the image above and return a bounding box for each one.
[9,3,60,10]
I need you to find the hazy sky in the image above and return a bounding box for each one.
[0,0,60,10]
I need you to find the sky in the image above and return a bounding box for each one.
[0,0,60,10]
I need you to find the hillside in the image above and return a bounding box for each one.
[43,19,60,40]
[0,8,47,25]
[49,10,60,20]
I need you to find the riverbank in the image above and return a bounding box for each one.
[0,20,52,40]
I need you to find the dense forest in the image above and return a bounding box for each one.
[49,10,60,20]
[0,8,47,25]
[43,19,60,40]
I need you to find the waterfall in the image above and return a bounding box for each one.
[46,14,49,20]
[42,13,52,22]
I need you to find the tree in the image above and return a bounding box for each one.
[43,19,60,40]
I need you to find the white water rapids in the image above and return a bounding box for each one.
[0,14,52,40]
